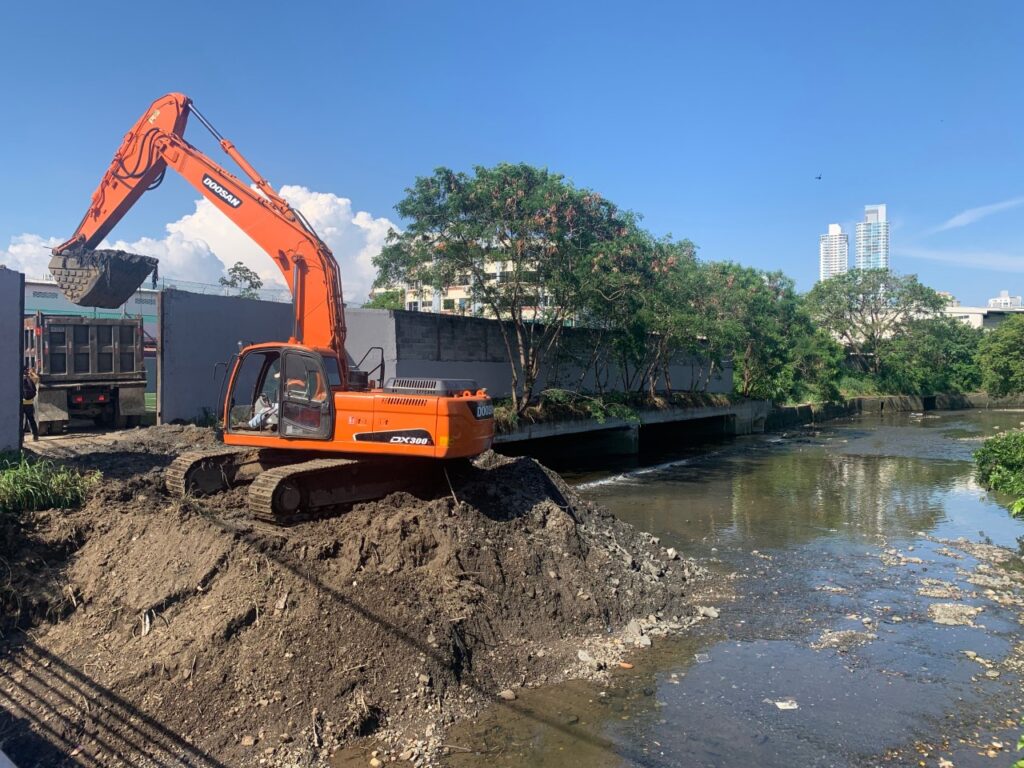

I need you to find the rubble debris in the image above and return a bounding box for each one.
[0,425,707,767]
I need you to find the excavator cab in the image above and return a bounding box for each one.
[225,345,335,441]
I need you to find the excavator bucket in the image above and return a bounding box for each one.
[48,247,158,308]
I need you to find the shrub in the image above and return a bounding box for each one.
[974,430,1024,517]
[0,454,100,514]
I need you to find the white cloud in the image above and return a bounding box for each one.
[933,196,1024,232]
[0,233,62,278]
[896,245,1024,272]
[0,186,398,303]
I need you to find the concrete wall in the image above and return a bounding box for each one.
[0,267,24,451]
[388,310,732,397]
[157,298,732,422]
[158,291,292,423]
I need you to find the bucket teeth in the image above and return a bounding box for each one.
[49,247,158,308]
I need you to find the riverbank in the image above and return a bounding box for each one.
[0,426,717,767]
[448,409,1024,767]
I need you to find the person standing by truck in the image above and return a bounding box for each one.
[22,366,39,442]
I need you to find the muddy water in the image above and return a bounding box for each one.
[444,410,1024,767]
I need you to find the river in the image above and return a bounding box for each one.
[443,409,1024,767]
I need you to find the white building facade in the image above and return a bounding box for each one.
[818,223,849,281]
[988,290,1022,309]
[855,204,890,270]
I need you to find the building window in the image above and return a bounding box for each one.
[442,299,455,311]
[406,301,419,312]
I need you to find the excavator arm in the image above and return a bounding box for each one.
[53,93,349,382]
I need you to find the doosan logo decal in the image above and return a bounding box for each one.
[202,174,242,208]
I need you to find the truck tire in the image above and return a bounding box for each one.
[48,248,158,308]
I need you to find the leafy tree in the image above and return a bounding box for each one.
[789,325,844,403]
[979,314,1024,396]
[805,269,945,374]
[219,261,263,299]
[363,289,405,310]
[877,317,982,394]
[374,163,632,413]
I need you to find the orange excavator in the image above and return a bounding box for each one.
[51,93,494,523]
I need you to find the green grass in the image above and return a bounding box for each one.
[0,454,101,514]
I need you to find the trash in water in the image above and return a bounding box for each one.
[694,653,711,664]
[774,699,799,710]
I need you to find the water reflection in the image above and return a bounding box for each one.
[591,447,968,552]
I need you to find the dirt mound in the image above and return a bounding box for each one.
[1,428,703,767]
[49,246,158,308]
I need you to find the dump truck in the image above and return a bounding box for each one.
[23,312,147,434]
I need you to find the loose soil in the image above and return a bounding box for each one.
[0,426,707,767]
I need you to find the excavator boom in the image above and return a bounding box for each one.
[52,93,348,379]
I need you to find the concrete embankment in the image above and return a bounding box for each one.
[767,392,1024,430]
[496,399,771,455]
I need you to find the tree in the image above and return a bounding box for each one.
[979,314,1024,396]
[219,261,263,299]
[374,163,632,413]
[363,289,405,310]
[805,269,945,374]
[878,317,982,394]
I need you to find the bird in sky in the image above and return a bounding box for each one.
[814,173,822,180]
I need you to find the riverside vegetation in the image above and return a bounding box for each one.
[976,429,1024,518]
[373,163,1024,417]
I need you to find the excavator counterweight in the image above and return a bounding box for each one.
[53,93,495,522]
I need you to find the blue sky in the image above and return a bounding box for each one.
[2,1,1022,304]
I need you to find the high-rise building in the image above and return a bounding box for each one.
[988,290,1023,309]
[855,204,890,270]
[818,223,849,281]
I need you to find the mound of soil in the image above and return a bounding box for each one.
[1,426,703,767]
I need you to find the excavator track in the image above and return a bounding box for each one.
[247,457,437,525]
[165,448,265,497]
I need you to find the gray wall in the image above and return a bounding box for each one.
[157,297,732,423]
[0,267,24,451]
[388,310,732,397]
[158,291,292,423]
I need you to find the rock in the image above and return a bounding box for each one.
[985,669,1000,678]
[636,635,652,648]
[370,758,383,768]
[666,548,679,560]
[928,603,983,626]
[399,750,414,761]
[811,630,876,653]
[497,689,517,701]
[417,673,430,685]
[623,618,644,641]
[279,732,293,743]
[698,606,720,619]
[241,735,256,747]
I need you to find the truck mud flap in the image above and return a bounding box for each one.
[48,248,158,308]
[116,386,147,416]
[35,388,68,423]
